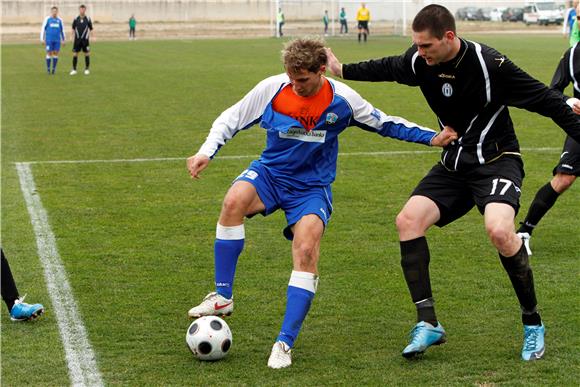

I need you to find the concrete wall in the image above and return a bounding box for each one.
[1,0,542,24]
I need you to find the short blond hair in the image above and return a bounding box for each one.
[282,37,327,74]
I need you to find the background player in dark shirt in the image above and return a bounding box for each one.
[517,43,580,254]
[70,4,93,75]
[327,4,580,361]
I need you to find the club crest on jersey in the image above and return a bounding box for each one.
[441,83,453,98]
[325,112,338,125]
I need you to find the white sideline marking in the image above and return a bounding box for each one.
[16,162,104,387]
[17,147,560,165]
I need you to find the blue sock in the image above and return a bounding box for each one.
[277,271,318,348]
[214,224,245,299]
[46,56,51,72]
[51,56,58,73]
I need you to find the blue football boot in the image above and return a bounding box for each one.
[402,321,446,358]
[10,297,44,322]
[522,323,545,361]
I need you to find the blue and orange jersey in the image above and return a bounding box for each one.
[41,16,65,41]
[197,74,437,189]
[271,79,333,131]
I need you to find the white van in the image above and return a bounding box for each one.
[524,2,564,25]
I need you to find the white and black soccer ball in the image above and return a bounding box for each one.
[186,316,232,361]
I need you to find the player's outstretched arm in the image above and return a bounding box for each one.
[340,82,439,145]
[430,126,458,147]
[186,154,210,180]
[326,46,417,84]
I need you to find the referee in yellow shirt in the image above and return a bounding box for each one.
[356,3,370,42]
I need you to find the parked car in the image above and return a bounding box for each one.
[478,7,492,21]
[523,2,564,25]
[502,7,525,22]
[456,7,481,21]
[490,7,507,22]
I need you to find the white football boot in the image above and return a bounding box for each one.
[517,232,532,256]
[188,292,233,318]
[84,69,90,75]
[267,341,292,369]
[69,69,77,75]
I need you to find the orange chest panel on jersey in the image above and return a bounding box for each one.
[271,79,333,131]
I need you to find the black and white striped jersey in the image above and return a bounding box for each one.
[72,16,93,41]
[342,38,580,171]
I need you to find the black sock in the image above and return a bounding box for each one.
[518,182,560,235]
[73,56,78,70]
[358,33,361,42]
[400,237,437,325]
[85,56,90,69]
[499,244,541,326]
[1,249,20,312]
[364,33,367,42]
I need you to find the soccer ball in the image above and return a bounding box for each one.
[186,316,232,361]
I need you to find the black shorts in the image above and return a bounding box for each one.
[553,135,580,176]
[412,156,524,227]
[358,21,368,29]
[73,39,90,53]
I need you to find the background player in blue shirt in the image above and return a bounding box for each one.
[185,38,457,369]
[40,6,65,74]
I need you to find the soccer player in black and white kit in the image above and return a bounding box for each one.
[70,4,93,75]
[326,4,580,361]
[517,43,580,254]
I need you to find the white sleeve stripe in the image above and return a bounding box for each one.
[40,16,49,41]
[477,105,505,164]
[59,17,66,39]
[411,51,419,75]
[472,41,491,105]
[197,74,290,158]
[570,43,580,93]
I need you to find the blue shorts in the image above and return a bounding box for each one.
[234,160,333,240]
[46,40,61,52]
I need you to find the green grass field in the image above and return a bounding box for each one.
[2,34,579,385]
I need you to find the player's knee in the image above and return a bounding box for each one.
[396,210,419,233]
[552,173,576,192]
[221,194,246,217]
[486,222,511,248]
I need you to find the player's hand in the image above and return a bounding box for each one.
[325,48,343,78]
[186,154,210,179]
[431,126,458,147]
[566,97,580,114]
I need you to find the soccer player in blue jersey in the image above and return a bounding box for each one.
[186,38,457,369]
[40,6,65,74]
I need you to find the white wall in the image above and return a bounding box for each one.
[1,0,563,24]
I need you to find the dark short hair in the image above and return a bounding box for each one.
[412,4,456,39]
[80,4,86,8]
[51,6,58,10]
